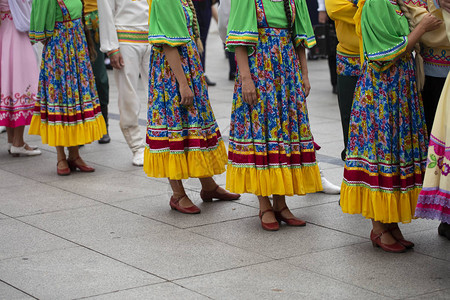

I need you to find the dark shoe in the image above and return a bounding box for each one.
[170,195,201,214]
[370,230,407,253]
[200,185,240,202]
[98,133,111,144]
[205,76,216,86]
[388,227,415,249]
[57,159,71,176]
[438,222,450,240]
[274,206,306,226]
[259,208,280,231]
[68,157,95,172]
[332,85,338,95]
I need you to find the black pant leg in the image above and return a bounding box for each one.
[422,75,446,137]
[193,0,212,71]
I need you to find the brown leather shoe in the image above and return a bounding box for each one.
[259,208,279,231]
[200,185,240,202]
[388,227,414,249]
[170,195,201,214]
[370,230,407,253]
[274,206,306,227]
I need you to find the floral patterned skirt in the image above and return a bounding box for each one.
[144,39,227,180]
[341,54,428,224]
[416,74,450,224]
[0,10,38,127]
[226,28,322,197]
[28,18,106,146]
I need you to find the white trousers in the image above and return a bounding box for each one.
[114,43,150,153]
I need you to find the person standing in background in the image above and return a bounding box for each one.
[97,0,150,166]
[84,0,110,144]
[0,0,41,157]
[193,0,216,86]
[325,0,361,161]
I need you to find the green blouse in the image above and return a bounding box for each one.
[148,0,196,47]
[361,0,410,70]
[30,0,82,43]
[226,0,316,53]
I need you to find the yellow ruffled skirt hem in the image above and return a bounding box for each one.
[143,140,228,180]
[28,114,107,147]
[226,164,323,197]
[340,183,420,224]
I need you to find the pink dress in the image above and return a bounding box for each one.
[0,0,38,127]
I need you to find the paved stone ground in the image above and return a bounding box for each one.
[1,24,449,300]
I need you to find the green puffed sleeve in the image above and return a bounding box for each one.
[226,0,258,54]
[293,0,316,48]
[148,0,191,46]
[361,0,410,63]
[29,0,56,43]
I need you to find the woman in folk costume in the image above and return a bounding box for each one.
[0,0,41,156]
[415,3,450,240]
[146,0,240,214]
[226,0,322,231]
[29,0,107,175]
[340,0,441,252]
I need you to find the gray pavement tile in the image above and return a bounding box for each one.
[0,169,37,189]
[0,151,115,183]
[48,172,165,203]
[80,229,270,280]
[299,202,441,239]
[189,218,366,259]
[84,282,208,300]
[0,247,162,300]
[0,183,99,217]
[114,194,258,229]
[0,281,34,300]
[284,243,450,299]
[408,229,450,262]
[0,218,76,261]
[405,289,450,300]
[0,148,53,167]
[174,260,390,300]
[19,205,176,245]
[80,144,142,172]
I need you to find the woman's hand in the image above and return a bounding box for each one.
[419,13,443,33]
[241,75,257,105]
[179,84,194,106]
[303,76,311,98]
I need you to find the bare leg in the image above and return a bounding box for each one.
[67,146,89,166]
[12,126,25,147]
[56,146,68,169]
[258,196,276,223]
[387,223,406,240]
[6,127,13,144]
[169,179,196,208]
[372,220,397,245]
[272,195,295,219]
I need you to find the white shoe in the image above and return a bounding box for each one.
[132,148,144,166]
[8,143,38,154]
[10,145,41,157]
[320,169,341,194]
[0,126,6,133]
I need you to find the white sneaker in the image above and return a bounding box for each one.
[10,145,41,157]
[132,148,144,166]
[320,169,341,194]
[0,126,6,133]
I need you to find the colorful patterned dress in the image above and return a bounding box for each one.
[416,9,450,224]
[341,0,428,223]
[28,0,106,146]
[225,0,322,197]
[0,0,38,128]
[145,0,227,180]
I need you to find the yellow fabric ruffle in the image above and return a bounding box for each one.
[143,140,228,179]
[28,114,107,147]
[340,183,421,224]
[226,164,323,197]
